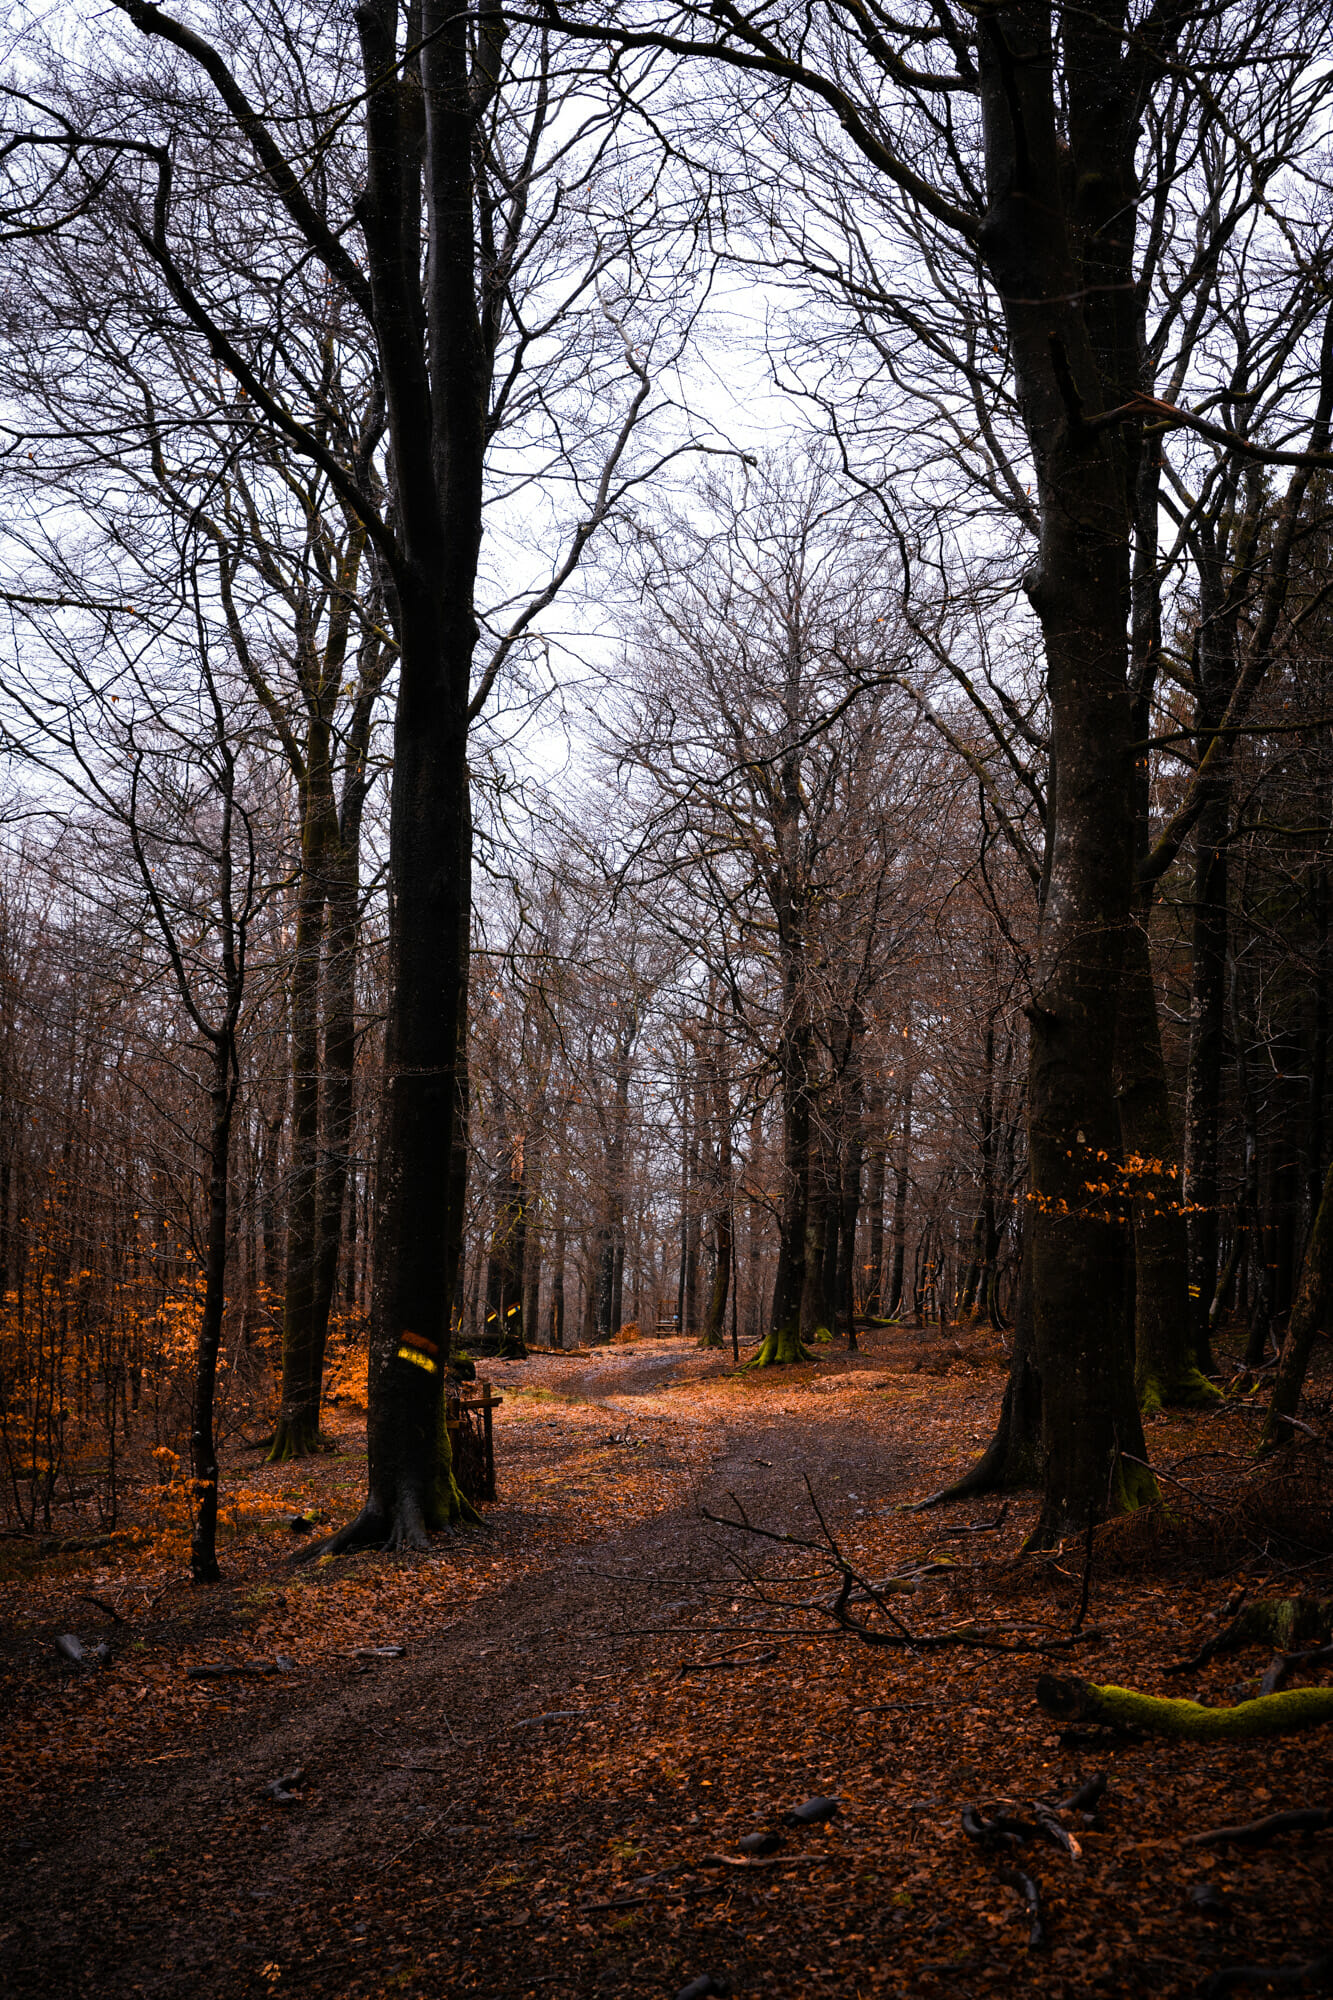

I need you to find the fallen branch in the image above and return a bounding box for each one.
[1058,1773,1109,1814]
[678,1650,778,1674]
[1189,1807,1333,1848]
[934,1503,1011,1538]
[1004,1867,1046,1949]
[1260,1643,1333,1696]
[1037,1674,1333,1740]
[703,1852,840,1872]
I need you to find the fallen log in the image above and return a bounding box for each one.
[1036,1675,1333,1740]
[1188,1807,1333,1849]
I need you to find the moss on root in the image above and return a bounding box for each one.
[1113,1451,1161,1514]
[1138,1366,1223,1415]
[748,1320,814,1367]
[1037,1674,1333,1739]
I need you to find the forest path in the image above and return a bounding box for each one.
[1,1342,956,2000]
[7,1337,1325,2000]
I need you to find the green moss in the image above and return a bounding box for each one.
[1085,1681,1333,1739]
[1113,1451,1160,1513]
[748,1319,814,1367]
[1138,1367,1223,1416]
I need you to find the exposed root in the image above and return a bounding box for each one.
[1138,1366,1223,1414]
[1037,1673,1333,1739]
[292,1500,391,1562]
[747,1323,814,1368]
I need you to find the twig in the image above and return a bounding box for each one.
[76,1592,125,1624]
[678,1649,778,1673]
[935,1502,1010,1538]
[702,1852,841,1872]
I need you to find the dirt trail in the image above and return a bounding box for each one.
[7,1341,1329,2000]
[1,1360,932,2000]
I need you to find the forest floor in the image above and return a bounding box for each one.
[1,1322,1331,2000]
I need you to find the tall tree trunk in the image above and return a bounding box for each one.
[746,1101,764,1341]
[1115,917,1218,1410]
[485,1132,527,1359]
[191,1036,237,1583]
[318,0,486,1552]
[887,1069,912,1317]
[548,1215,566,1349]
[700,1009,732,1348]
[1262,1150,1333,1453]
[799,1134,831,1344]
[974,0,1154,1542]
[862,1075,886,1319]
[523,1139,542,1350]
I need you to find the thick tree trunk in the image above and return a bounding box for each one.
[316,0,485,1552]
[918,1241,1043,1505]
[1261,1152,1333,1453]
[975,0,1153,1544]
[1115,917,1218,1410]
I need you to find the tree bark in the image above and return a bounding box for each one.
[974,0,1154,1541]
[887,1068,911,1317]
[1261,1151,1333,1452]
[191,1034,238,1583]
[862,1076,886,1318]
[1115,917,1218,1410]
[319,0,486,1551]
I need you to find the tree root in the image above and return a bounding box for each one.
[290,1487,479,1562]
[266,1414,327,1464]
[1037,1674,1333,1739]
[747,1324,814,1367]
[1189,1807,1333,1849]
[1138,1366,1223,1415]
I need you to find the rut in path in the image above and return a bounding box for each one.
[1,1401,922,2000]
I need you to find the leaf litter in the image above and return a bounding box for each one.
[0,1324,1329,1998]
